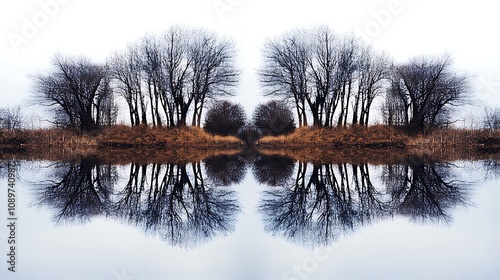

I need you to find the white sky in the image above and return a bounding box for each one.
[1,0,499,125]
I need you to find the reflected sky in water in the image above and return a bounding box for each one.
[0,154,499,280]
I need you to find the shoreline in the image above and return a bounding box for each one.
[1,125,500,163]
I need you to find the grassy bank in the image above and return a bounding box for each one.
[0,125,244,151]
[256,125,500,148]
[2,125,500,163]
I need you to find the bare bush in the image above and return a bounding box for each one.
[204,101,246,136]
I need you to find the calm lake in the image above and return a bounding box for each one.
[1,151,499,280]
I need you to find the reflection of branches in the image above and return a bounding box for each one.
[113,162,240,247]
[260,158,470,246]
[204,154,247,186]
[383,161,469,223]
[252,154,295,186]
[260,162,389,246]
[34,158,240,248]
[35,158,117,224]
[482,158,500,179]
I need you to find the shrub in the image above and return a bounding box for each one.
[204,101,246,136]
[252,100,295,136]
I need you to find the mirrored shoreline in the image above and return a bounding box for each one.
[3,148,497,248]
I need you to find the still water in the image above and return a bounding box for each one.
[0,151,499,280]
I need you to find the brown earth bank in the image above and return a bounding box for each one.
[256,125,500,150]
[255,125,500,163]
[1,125,500,163]
[0,126,245,163]
[0,125,245,149]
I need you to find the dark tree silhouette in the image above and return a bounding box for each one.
[260,158,470,246]
[33,54,116,132]
[204,100,246,136]
[385,55,470,132]
[259,26,390,128]
[382,159,470,222]
[204,154,247,186]
[34,158,117,223]
[251,154,295,186]
[259,162,389,246]
[131,26,239,128]
[109,44,148,127]
[113,161,240,247]
[252,100,295,136]
[34,158,240,247]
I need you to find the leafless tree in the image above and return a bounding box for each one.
[352,47,390,126]
[382,159,469,223]
[139,26,239,128]
[109,44,148,126]
[0,106,25,130]
[33,54,115,132]
[482,106,500,130]
[259,29,310,127]
[114,161,240,247]
[385,54,470,132]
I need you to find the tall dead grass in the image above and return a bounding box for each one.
[257,125,408,148]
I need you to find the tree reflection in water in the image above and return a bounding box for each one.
[35,156,240,247]
[34,158,117,223]
[252,154,295,186]
[33,152,471,247]
[258,157,469,246]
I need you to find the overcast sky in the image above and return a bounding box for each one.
[1,0,499,124]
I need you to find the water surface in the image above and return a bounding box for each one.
[0,152,499,280]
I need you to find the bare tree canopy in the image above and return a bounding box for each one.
[259,26,390,128]
[109,26,240,128]
[482,106,500,130]
[0,106,25,130]
[33,54,116,132]
[385,54,470,132]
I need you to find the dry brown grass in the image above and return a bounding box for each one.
[96,125,243,148]
[0,126,245,163]
[256,126,500,163]
[257,125,408,149]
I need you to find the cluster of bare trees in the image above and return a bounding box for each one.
[109,27,239,128]
[31,25,473,134]
[260,26,470,132]
[33,26,239,132]
[35,157,240,247]
[260,27,389,128]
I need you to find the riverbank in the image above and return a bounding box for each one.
[256,125,500,150]
[1,125,500,164]
[0,126,246,163]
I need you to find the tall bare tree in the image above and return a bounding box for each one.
[260,29,310,127]
[109,44,147,126]
[352,47,390,126]
[386,54,470,132]
[33,54,115,132]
